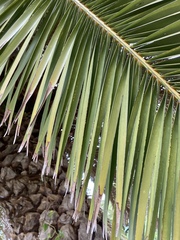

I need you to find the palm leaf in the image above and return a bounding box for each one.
[0,0,180,239]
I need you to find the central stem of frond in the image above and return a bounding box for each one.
[71,0,180,101]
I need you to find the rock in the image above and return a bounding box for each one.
[11,153,29,170]
[11,153,26,166]
[37,197,50,213]
[2,201,14,215]
[5,179,13,191]
[0,184,10,199]
[13,180,26,196]
[39,185,52,196]
[2,135,11,143]
[49,180,60,193]
[29,193,43,206]
[0,154,15,167]
[0,167,17,181]
[39,224,55,240]
[73,212,87,227]
[18,175,29,185]
[78,222,90,240]
[58,181,66,195]
[11,197,34,216]
[39,210,59,226]
[60,224,78,240]
[59,171,66,181]
[58,194,74,215]
[28,160,43,175]
[9,233,20,240]
[17,233,25,240]
[47,194,62,203]
[23,212,40,232]
[21,156,30,170]
[13,216,25,234]
[0,141,4,148]
[27,182,39,194]
[28,162,39,175]
[24,232,38,240]
[1,144,19,156]
[58,213,72,228]
[21,170,28,176]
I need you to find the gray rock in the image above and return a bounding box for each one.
[18,175,29,185]
[13,179,26,196]
[39,185,52,196]
[27,183,39,194]
[11,153,25,165]
[40,210,59,226]
[78,222,91,240]
[1,144,19,156]
[37,197,50,213]
[11,197,34,216]
[0,141,4,148]
[23,212,40,232]
[39,224,55,240]
[24,232,38,240]
[28,160,43,174]
[28,162,39,175]
[58,194,74,215]
[59,171,66,181]
[0,184,10,199]
[11,153,29,170]
[21,156,30,170]
[60,224,78,240]
[13,223,22,234]
[73,212,87,227]
[58,181,66,195]
[0,154,15,167]
[2,135,11,143]
[58,213,72,227]
[0,167,17,181]
[5,179,13,191]
[2,201,14,215]
[21,170,28,176]
[29,193,43,206]
[47,194,62,203]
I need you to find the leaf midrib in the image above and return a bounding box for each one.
[71,0,180,101]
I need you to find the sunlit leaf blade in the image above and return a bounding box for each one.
[135,93,165,239]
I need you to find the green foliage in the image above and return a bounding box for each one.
[0,0,180,239]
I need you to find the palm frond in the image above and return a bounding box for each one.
[0,0,180,239]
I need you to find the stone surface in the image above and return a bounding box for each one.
[60,224,78,240]
[40,210,59,226]
[13,179,26,196]
[78,222,91,240]
[38,224,55,240]
[27,182,39,194]
[0,123,109,240]
[0,167,17,180]
[0,154,15,167]
[23,212,40,232]
[10,197,34,216]
[58,213,72,227]
[29,193,43,206]
[37,197,50,213]
[58,194,74,215]
[0,184,10,199]
[24,232,38,240]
